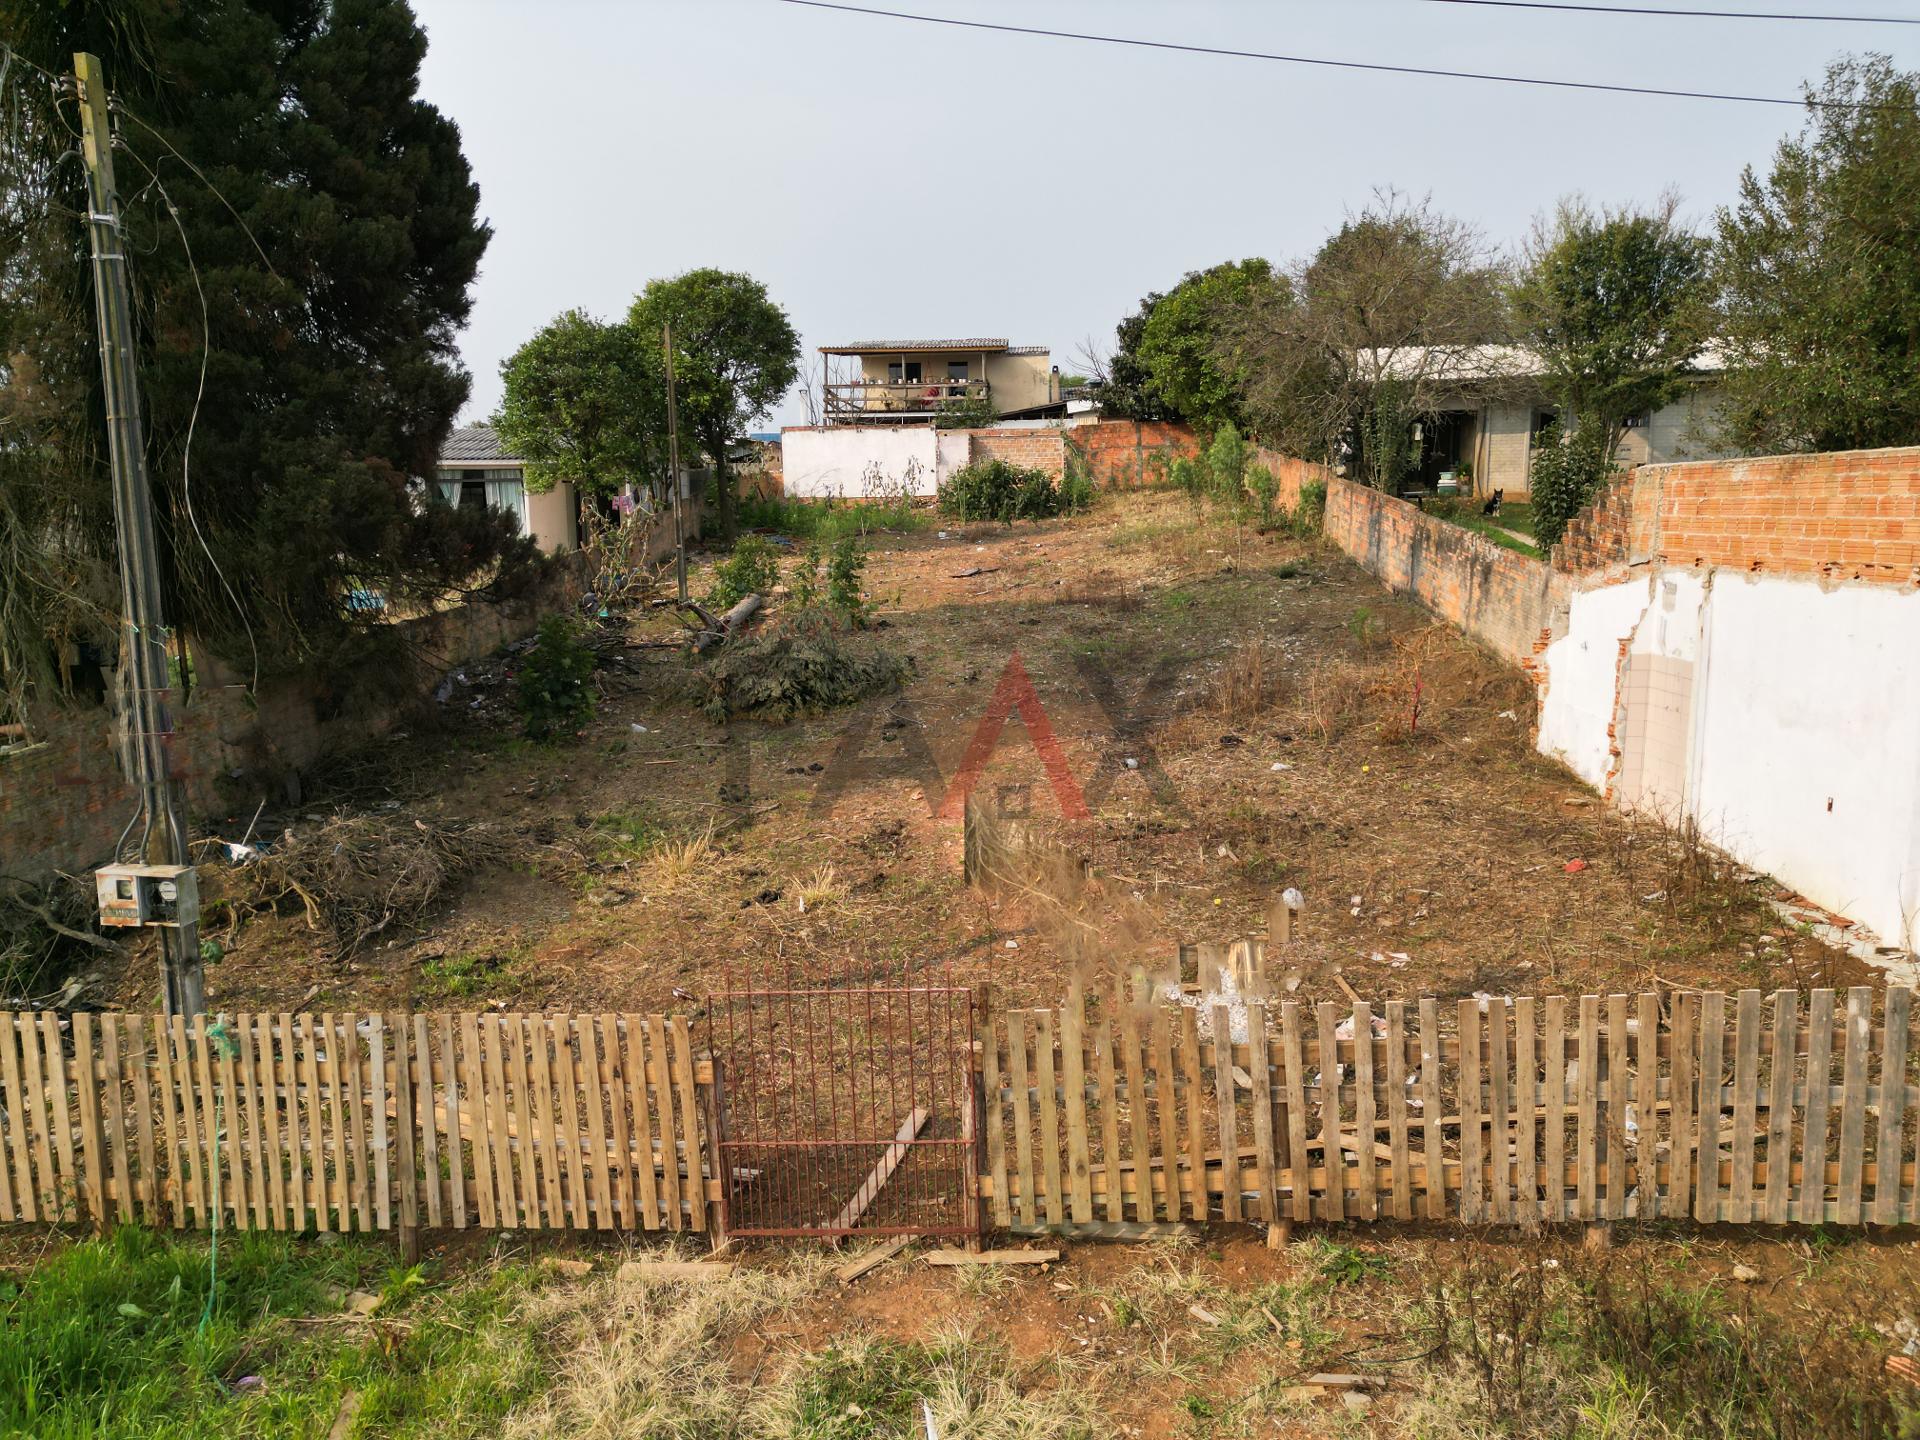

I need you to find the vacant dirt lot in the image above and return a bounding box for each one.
[128,491,1864,1018]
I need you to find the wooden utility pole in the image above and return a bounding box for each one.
[663,323,687,604]
[74,52,204,1016]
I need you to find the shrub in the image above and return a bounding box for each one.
[1206,420,1248,504]
[787,541,823,609]
[1530,417,1617,547]
[517,616,596,740]
[937,458,1066,523]
[698,610,908,722]
[1246,463,1279,525]
[1060,452,1097,514]
[707,534,780,610]
[1290,478,1327,537]
[825,535,873,627]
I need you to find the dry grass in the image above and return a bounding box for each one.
[648,822,715,889]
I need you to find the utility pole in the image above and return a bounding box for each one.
[74,52,204,1016]
[663,323,688,604]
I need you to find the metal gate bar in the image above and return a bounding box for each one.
[709,957,978,1238]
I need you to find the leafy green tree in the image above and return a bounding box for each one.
[494,311,664,499]
[0,0,533,692]
[1136,260,1285,432]
[1513,195,1710,454]
[1090,298,1178,423]
[627,269,799,541]
[1715,56,1920,453]
[1530,417,1618,548]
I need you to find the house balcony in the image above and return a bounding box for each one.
[823,379,991,424]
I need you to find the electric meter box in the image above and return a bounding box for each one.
[95,864,199,929]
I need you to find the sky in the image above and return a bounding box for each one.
[407,0,1920,430]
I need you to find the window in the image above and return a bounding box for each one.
[887,361,922,384]
[947,360,969,383]
[1530,409,1561,445]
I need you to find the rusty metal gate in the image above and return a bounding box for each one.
[707,959,979,1239]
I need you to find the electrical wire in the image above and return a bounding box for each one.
[1414,0,1918,21]
[775,0,1902,107]
[112,101,281,284]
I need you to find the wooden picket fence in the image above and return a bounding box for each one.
[975,981,1920,1230]
[0,1011,719,1234]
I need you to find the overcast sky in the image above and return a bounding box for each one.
[408,0,1920,430]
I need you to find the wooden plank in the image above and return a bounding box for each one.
[1385,1001,1411,1222]
[1008,1010,1037,1228]
[649,1015,682,1230]
[277,1014,302,1230]
[438,1015,466,1229]
[1633,994,1658,1221]
[552,1015,585,1229]
[72,1015,106,1225]
[505,1015,540,1229]
[831,1107,931,1232]
[1061,981,1093,1225]
[482,1014,517,1232]
[578,1014,615,1229]
[1149,1003,1181,1224]
[1606,994,1631,1221]
[669,1016,703,1231]
[1035,1009,1065,1229]
[1575,996,1599,1223]
[393,1015,418,1240]
[22,1014,58,1220]
[1248,1001,1278,1224]
[1797,989,1834,1224]
[239,1014,269,1230]
[837,1235,912,1283]
[1542,997,1567,1223]
[1314,1003,1343,1221]
[980,991,1011,1230]
[459,1014,494,1228]
[2,1015,36,1223]
[1419,998,1444,1221]
[1763,992,1796,1227]
[128,1014,158,1222]
[923,1248,1057,1267]
[168,1015,197,1228]
[598,1016,633,1230]
[1114,980,1150,1222]
[1280,1001,1312,1223]
[101,1015,132,1224]
[526,1015,561,1227]
[1835,987,1873,1223]
[258,1015,286,1229]
[1667,993,1696,1223]
[1352,1002,1378,1221]
[1178,1006,1207,1223]
[415,1015,441,1229]
[216,1014,246,1230]
[1514,997,1538,1227]
[1458,999,1483,1224]
[1875,988,1910,1227]
[1485,998,1509,1224]
[1211,1003,1240,1224]
[1695,992,1725,1224]
[371,1015,392,1230]
[622,1016,658,1230]
[297,1015,325,1233]
[1729,990,1762,1224]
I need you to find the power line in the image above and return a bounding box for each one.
[1416,0,1918,22]
[776,0,1891,107]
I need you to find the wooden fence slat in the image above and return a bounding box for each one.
[172,1015,201,1228]
[669,1015,704,1232]
[1384,1001,1411,1223]
[438,1015,466,1229]
[1353,1002,1378,1221]
[1634,994,1658,1220]
[1729,990,1762,1223]
[1316,1003,1343,1223]
[1114,981,1150,1223]
[1763,992,1796,1227]
[482,1015,516,1232]
[1542,997,1567,1223]
[1695,992,1725,1223]
[1035,1009,1065,1229]
[129,1015,158,1221]
[294,1015,320,1233]
[217,1014,247,1230]
[193,1015,223,1230]
[980,993,1011,1230]
[23,1014,58,1220]
[1606,994,1630,1222]
[415,1015,441,1229]
[1178,1006,1207,1224]
[1211,1004,1240,1224]
[647,1015,681,1230]
[393,1015,418,1241]
[1281,1002,1312,1224]
[241,1014,270,1231]
[599,1016,632,1231]
[1248,1001,1277,1226]
[458,1014,492,1228]
[1008,1009,1037,1227]
[259,1015,286,1230]
[1797,989,1834,1224]
[1419,998,1444,1220]
[372,1015,393,1231]
[526,1016,560,1227]
[1061,983,1093,1225]
[578,1015,614,1229]
[1485,998,1509,1225]
[1514,997,1538,1227]
[506,1015,540,1230]
[72,1015,106,1224]
[620,1017,657,1230]
[1574,996,1598,1223]
[2,1016,35,1223]
[1458,1000,1483,1224]
[276,1014,301,1230]
[1875,988,1910,1227]
[1835,987,1873,1223]
[1094,995,1124,1224]
[101,1015,132,1224]
[1149,1005,1179,1224]
[554,1016,586,1229]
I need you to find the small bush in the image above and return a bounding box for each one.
[937,458,1070,524]
[787,541,823,609]
[1059,454,1097,515]
[1530,417,1617,548]
[699,610,908,722]
[707,534,780,610]
[1290,478,1327,537]
[1246,463,1279,525]
[825,536,873,626]
[517,616,596,740]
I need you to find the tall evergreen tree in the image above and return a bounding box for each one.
[0,0,532,701]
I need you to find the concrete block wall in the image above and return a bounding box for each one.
[967,427,1065,479]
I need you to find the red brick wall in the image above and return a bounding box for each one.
[967,427,1065,479]
[1064,420,1203,488]
[1251,446,1336,512]
[1323,478,1570,668]
[1554,446,1920,585]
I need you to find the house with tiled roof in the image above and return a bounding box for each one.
[818,338,1062,425]
[432,423,581,554]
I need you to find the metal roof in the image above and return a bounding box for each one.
[818,338,1010,355]
[438,424,521,465]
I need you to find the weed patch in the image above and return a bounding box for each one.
[699,610,909,722]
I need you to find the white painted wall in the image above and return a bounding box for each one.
[1538,567,1920,950]
[780,427,941,498]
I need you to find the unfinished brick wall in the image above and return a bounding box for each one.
[966,428,1065,479]
[1554,446,1920,584]
[1323,478,1571,668]
[1251,447,1337,513]
[1064,420,1203,488]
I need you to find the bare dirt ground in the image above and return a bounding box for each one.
[124,489,1869,1019]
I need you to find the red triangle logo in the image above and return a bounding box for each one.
[935,651,1089,820]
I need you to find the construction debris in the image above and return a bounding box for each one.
[922,1248,1059,1267]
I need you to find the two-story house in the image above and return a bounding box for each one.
[819,339,1063,425]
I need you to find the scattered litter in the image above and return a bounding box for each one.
[222,841,259,864]
[544,1258,593,1278]
[1005,939,1018,949]
[950,567,998,578]
[1498,709,1518,720]
[1269,761,1292,772]
[630,722,649,733]
[1564,859,1588,873]
[1282,887,1304,910]
[937,530,951,540]
[233,1375,264,1394]
[1732,1263,1760,1283]
[1123,758,1139,770]
[1387,952,1411,968]
[1642,890,1668,903]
